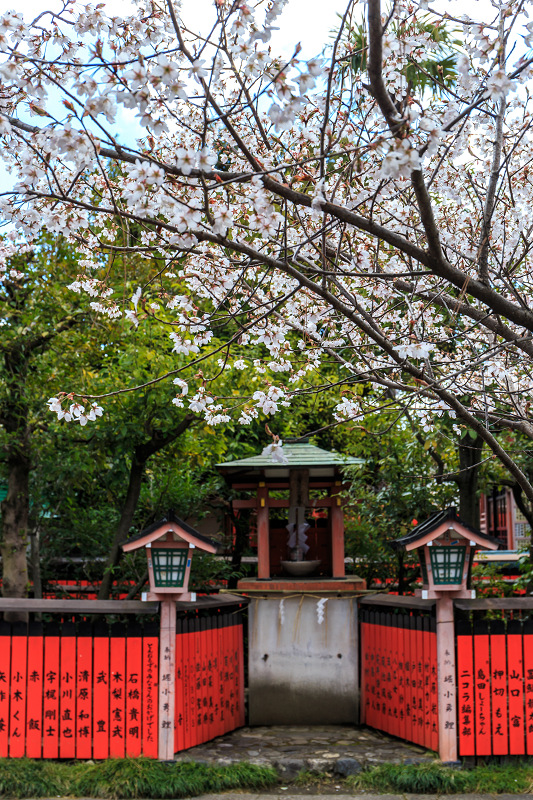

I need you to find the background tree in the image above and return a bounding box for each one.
[0,235,86,613]
[1,0,532,558]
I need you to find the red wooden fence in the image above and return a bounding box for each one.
[174,610,245,753]
[360,608,438,751]
[456,617,533,757]
[0,605,245,759]
[0,619,159,759]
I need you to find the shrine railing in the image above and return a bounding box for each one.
[455,598,533,758]
[0,596,246,760]
[359,596,438,751]
[174,611,245,753]
[0,617,159,759]
[360,595,533,762]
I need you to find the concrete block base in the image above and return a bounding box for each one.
[248,594,359,725]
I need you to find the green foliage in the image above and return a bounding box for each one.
[341,14,460,97]
[342,409,456,590]
[471,561,514,598]
[347,761,533,794]
[3,758,532,798]
[0,758,277,799]
[189,551,252,592]
[2,228,509,595]
[0,759,66,797]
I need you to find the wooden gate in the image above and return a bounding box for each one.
[360,603,438,750]
[174,609,245,753]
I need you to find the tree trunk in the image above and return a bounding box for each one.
[227,505,250,590]
[98,454,146,600]
[0,439,30,621]
[97,414,196,599]
[455,435,484,527]
[0,306,81,613]
[1,343,32,621]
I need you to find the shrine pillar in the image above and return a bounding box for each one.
[256,482,270,580]
[330,481,345,579]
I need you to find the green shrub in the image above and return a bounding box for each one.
[0,758,277,799]
[0,759,67,798]
[348,761,533,794]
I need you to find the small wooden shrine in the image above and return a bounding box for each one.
[217,438,366,591]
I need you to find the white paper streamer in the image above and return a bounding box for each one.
[317,597,327,624]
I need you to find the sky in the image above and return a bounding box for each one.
[0,0,361,197]
[1,0,355,59]
[0,0,502,199]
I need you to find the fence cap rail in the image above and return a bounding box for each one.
[0,593,248,614]
[359,592,436,609]
[0,598,159,613]
[454,596,533,610]
[178,592,249,610]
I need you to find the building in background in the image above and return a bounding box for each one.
[479,489,531,551]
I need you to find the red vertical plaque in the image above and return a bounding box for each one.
[473,620,491,756]
[507,619,525,755]
[42,621,60,759]
[0,621,11,757]
[182,617,192,750]
[404,616,414,744]
[59,622,77,759]
[524,617,533,754]
[489,620,508,755]
[456,620,475,757]
[422,617,432,750]
[141,620,158,758]
[109,623,126,758]
[191,618,202,744]
[429,616,439,753]
[9,621,27,757]
[125,623,142,758]
[236,610,245,727]
[76,622,93,759]
[26,622,44,758]
[213,614,224,739]
[93,620,110,760]
[174,617,184,754]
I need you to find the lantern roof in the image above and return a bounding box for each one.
[217,438,363,479]
[121,510,219,554]
[391,507,502,553]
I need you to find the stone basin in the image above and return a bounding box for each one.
[280,559,321,576]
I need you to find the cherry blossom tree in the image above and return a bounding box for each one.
[2,0,533,539]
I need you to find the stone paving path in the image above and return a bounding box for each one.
[174,726,434,778]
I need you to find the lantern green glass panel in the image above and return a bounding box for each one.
[151,547,188,588]
[429,545,466,585]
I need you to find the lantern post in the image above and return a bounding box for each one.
[122,512,218,760]
[391,508,500,763]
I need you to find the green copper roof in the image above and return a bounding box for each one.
[217,440,363,471]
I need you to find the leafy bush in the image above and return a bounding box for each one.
[0,758,277,799]
[348,762,533,794]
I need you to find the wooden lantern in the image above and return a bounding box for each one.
[391,506,501,600]
[122,511,219,601]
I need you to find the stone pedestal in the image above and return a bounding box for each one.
[247,593,360,725]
